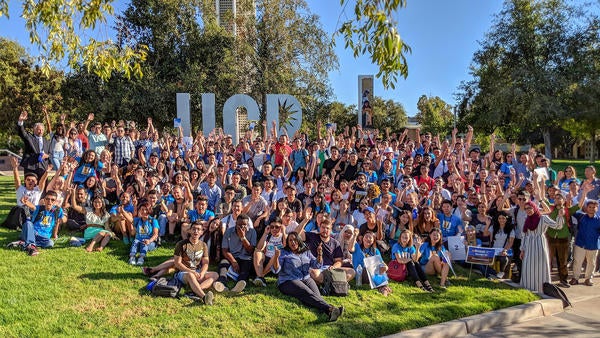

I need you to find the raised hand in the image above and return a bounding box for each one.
[19,110,28,121]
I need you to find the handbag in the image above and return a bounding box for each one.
[387,260,407,282]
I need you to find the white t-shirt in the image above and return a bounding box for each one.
[16,186,41,207]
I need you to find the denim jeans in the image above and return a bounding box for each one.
[157,214,168,237]
[51,151,65,171]
[130,239,156,257]
[21,220,54,248]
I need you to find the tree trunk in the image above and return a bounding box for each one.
[590,131,596,163]
[543,128,552,159]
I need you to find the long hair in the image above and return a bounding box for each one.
[91,195,108,216]
[425,228,443,251]
[416,206,438,235]
[284,232,309,254]
[396,210,414,233]
[491,211,514,246]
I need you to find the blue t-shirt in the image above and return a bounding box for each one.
[438,213,462,238]
[109,203,134,215]
[419,242,447,265]
[291,148,309,172]
[31,205,64,239]
[187,209,215,222]
[391,243,416,258]
[73,162,103,184]
[133,217,159,241]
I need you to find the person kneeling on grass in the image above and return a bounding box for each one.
[174,222,218,305]
[277,232,344,322]
[253,219,285,287]
[125,202,159,266]
[7,191,66,256]
[214,214,256,293]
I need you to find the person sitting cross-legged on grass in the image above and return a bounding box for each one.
[277,232,344,322]
[252,219,285,287]
[126,202,159,266]
[8,190,66,256]
[213,214,256,293]
[173,222,218,305]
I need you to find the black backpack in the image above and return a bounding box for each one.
[543,282,572,308]
[1,206,29,230]
[151,277,183,298]
[321,268,349,296]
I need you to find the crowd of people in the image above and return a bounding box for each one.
[5,107,600,320]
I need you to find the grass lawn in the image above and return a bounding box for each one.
[0,175,537,337]
[551,159,599,176]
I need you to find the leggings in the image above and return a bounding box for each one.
[405,261,428,282]
[278,278,331,313]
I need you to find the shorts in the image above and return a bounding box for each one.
[175,269,200,284]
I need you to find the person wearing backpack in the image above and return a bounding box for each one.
[277,232,344,322]
[173,222,217,305]
[7,191,66,256]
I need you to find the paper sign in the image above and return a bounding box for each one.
[493,248,513,256]
[466,246,496,265]
[173,118,182,128]
[364,255,389,289]
[447,235,466,261]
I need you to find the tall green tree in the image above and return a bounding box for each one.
[457,0,591,159]
[370,96,408,132]
[415,95,453,136]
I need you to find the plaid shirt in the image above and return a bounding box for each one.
[113,136,135,166]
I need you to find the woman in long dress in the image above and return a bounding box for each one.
[520,201,565,292]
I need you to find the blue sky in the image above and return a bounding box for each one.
[0,0,504,116]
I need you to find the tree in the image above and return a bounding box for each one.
[457,0,591,159]
[1,0,408,87]
[247,0,338,125]
[370,96,408,131]
[415,95,453,136]
[0,0,146,80]
[337,0,411,89]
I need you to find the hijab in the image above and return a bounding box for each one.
[523,201,541,232]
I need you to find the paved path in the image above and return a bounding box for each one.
[388,271,600,338]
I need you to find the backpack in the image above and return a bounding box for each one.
[543,282,572,308]
[321,268,349,296]
[151,277,183,298]
[1,206,28,230]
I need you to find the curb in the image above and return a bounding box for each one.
[382,298,564,338]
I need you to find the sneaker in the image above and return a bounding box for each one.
[183,292,201,302]
[569,278,579,285]
[27,245,39,256]
[213,281,227,293]
[338,306,345,318]
[6,240,25,249]
[583,279,594,286]
[136,257,145,266]
[558,280,571,288]
[128,256,136,265]
[231,280,246,293]
[156,236,162,247]
[203,291,214,305]
[488,274,498,281]
[328,306,341,321]
[496,272,505,279]
[142,267,153,276]
[253,277,267,287]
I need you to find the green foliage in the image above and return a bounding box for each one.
[0,38,64,137]
[371,96,408,132]
[337,0,411,89]
[457,0,598,157]
[415,95,454,136]
[0,0,147,80]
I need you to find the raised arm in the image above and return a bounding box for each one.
[10,156,21,190]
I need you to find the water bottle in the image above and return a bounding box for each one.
[355,265,363,286]
[146,279,157,291]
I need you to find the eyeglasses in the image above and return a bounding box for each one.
[518,197,527,201]
[46,198,56,202]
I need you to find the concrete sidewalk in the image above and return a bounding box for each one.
[385,272,600,338]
